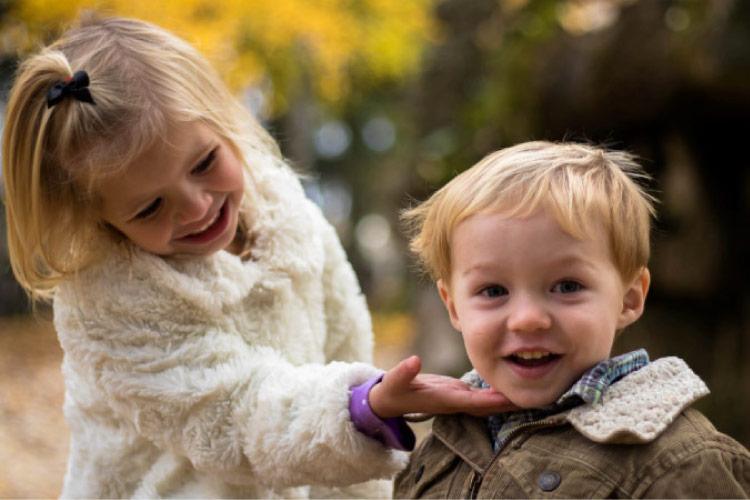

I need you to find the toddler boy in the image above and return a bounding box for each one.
[393,141,750,498]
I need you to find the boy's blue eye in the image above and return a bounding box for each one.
[552,280,582,293]
[192,149,216,175]
[481,285,508,298]
[135,198,162,220]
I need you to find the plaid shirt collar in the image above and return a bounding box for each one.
[485,349,650,451]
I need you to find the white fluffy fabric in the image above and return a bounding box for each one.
[54,163,406,498]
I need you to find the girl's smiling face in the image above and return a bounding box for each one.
[438,209,649,408]
[98,120,245,257]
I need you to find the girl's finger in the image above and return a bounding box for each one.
[382,355,421,389]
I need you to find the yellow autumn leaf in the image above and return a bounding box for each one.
[1,0,434,115]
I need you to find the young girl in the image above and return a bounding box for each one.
[2,15,510,499]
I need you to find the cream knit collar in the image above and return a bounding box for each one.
[461,356,709,444]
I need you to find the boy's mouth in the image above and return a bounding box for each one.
[507,351,561,368]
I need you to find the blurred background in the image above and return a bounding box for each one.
[0,0,748,497]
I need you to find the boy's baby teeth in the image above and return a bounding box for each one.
[515,351,551,360]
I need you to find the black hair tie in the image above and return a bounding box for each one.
[46,70,96,108]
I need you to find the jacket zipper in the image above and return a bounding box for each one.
[463,418,567,498]
[497,419,563,452]
[467,471,482,499]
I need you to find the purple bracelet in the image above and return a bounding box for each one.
[349,374,415,451]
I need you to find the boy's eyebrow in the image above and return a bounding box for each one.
[547,253,597,269]
[537,252,606,275]
[460,253,599,277]
[460,262,497,277]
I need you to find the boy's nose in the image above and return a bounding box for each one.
[506,295,552,333]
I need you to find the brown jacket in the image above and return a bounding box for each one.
[394,358,750,499]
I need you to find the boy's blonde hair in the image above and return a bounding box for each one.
[403,141,656,284]
[2,14,281,300]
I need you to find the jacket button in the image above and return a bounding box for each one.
[415,465,424,483]
[539,471,561,491]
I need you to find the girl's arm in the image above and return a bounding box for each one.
[55,269,406,491]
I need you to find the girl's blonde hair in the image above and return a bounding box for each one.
[402,141,657,284]
[2,14,281,300]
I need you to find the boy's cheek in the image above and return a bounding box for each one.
[464,342,503,383]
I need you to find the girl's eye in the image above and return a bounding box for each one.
[552,280,582,294]
[135,198,162,220]
[191,149,216,175]
[481,285,508,298]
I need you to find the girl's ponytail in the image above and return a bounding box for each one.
[2,50,100,300]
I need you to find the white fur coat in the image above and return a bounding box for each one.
[53,163,406,498]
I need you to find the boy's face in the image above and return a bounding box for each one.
[438,209,649,408]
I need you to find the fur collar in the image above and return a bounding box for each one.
[462,357,709,444]
[565,357,709,443]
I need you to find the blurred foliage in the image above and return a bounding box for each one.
[0,0,433,114]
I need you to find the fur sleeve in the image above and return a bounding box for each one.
[54,259,406,490]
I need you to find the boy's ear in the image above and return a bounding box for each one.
[617,267,651,330]
[437,279,462,332]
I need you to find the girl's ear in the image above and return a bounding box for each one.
[617,267,651,330]
[437,279,462,332]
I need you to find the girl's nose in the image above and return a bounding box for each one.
[506,294,552,333]
[175,185,212,225]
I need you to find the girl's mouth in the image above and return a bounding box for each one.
[191,210,221,234]
[177,200,229,244]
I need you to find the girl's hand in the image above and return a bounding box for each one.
[368,355,518,418]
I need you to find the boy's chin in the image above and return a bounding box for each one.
[496,388,563,409]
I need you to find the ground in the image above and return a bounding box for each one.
[0,315,68,498]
